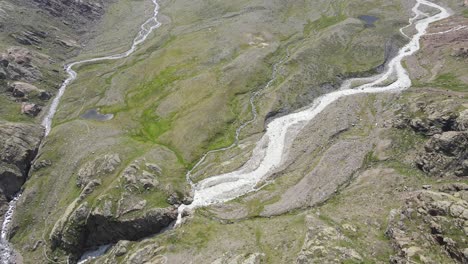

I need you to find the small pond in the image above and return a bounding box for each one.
[358,15,379,27]
[81,109,114,121]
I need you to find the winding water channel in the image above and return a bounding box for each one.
[0,0,454,262]
[42,0,162,136]
[0,0,162,263]
[177,0,451,224]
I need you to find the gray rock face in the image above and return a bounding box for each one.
[85,207,176,247]
[27,0,106,28]
[50,203,177,257]
[121,162,160,191]
[296,217,362,264]
[415,131,468,177]
[125,244,166,264]
[76,154,121,188]
[0,122,43,198]
[0,122,43,214]
[394,99,468,177]
[416,131,468,177]
[9,81,42,98]
[212,253,265,264]
[1,47,42,83]
[386,189,468,263]
[394,99,461,136]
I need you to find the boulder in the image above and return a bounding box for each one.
[21,102,42,116]
[9,81,41,98]
[38,90,52,100]
[113,240,130,257]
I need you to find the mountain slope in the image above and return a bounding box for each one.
[1,0,467,263]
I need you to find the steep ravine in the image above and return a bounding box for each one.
[0,0,162,263]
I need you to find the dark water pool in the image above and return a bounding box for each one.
[81,109,113,121]
[359,15,379,27]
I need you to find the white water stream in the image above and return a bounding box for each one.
[0,195,20,264]
[42,0,162,136]
[0,0,162,263]
[0,0,453,262]
[176,0,451,225]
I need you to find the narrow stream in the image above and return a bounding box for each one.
[0,195,20,264]
[0,0,454,262]
[176,0,451,224]
[0,0,162,263]
[185,48,291,187]
[42,0,162,136]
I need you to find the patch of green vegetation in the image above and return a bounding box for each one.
[388,128,427,158]
[127,67,182,107]
[385,160,425,180]
[304,14,347,35]
[416,73,468,92]
[142,190,170,209]
[164,214,217,250]
[363,150,379,167]
[241,191,281,217]
[0,96,31,123]
[463,9,468,18]
[132,108,172,143]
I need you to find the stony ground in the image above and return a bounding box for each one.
[88,5,467,264]
[0,0,466,263]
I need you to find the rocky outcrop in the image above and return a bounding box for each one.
[0,47,52,116]
[386,186,468,263]
[76,154,121,188]
[85,207,176,248]
[10,30,45,46]
[50,202,177,258]
[0,47,42,83]
[124,243,166,264]
[49,153,182,259]
[394,99,468,177]
[26,0,106,28]
[0,122,43,216]
[20,102,42,117]
[416,131,468,177]
[121,162,160,192]
[394,106,460,137]
[9,82,43,98]
[296,217,363,264]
